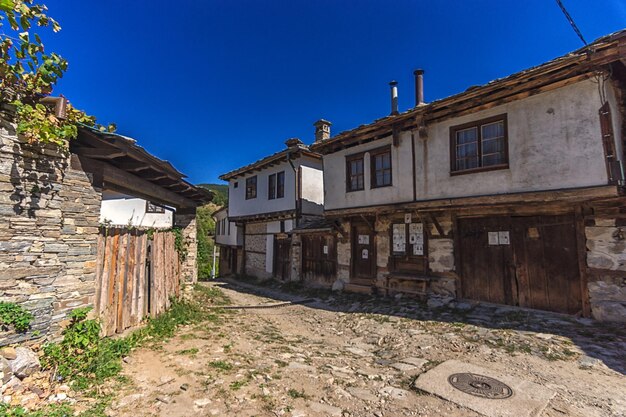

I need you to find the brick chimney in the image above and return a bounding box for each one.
[314,119,332,142]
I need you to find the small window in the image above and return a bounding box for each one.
[371,146,392,188]
[346,154,364,192]
[233,181,239,189]
[146,201,165,213]
[451,114,508,174]
[276,171,285,198]
[268,173,276,199]
[246,176,257,199]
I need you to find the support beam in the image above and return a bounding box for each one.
[74,147,127,159]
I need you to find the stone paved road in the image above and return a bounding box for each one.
[106,281,626,417]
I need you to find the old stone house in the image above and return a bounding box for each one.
[0,103,211,345]
[218,136,325,280]
[308,30,626,322]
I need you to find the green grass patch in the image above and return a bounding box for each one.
[208,360,233,371]
[287,388,308,399]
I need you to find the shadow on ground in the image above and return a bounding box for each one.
[209,276,626,376]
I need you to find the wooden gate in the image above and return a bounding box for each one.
[351,223,375,284]
[458,215,582,314]
[301,234,336,286]
[273,236,291,281]
[94,228,181,336]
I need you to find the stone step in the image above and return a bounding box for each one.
[344,283,374,295]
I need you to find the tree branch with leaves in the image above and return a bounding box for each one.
[0,0,114,147]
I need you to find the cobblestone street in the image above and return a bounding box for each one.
[106,281,626,417]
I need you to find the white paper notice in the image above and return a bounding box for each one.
[413,244,424,255]
[323,245,328,254]
[362,248,369,259]
[498,231,510,245]
[404,213,412,224]
[488,232,499,245]
[358,234,370,245]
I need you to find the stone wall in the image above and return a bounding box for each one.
[0,117,101,345]
[585,218,626,322]
[243,221,271,279]
[175,212,198,284]
[334,221,351,289]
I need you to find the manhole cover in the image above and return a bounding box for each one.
[448,373,513,399]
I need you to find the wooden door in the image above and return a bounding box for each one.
[351,224,375,283]
[273,236,291,281]
[458,215,582,314]
[302,234,337,284]
[458,217,513,305]
[512,215,582,314]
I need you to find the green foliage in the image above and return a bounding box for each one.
[197,203,218,279]
[198,184,228,206]
[0,1,114,147]
[0,403,73,417]
[0,301,33,333]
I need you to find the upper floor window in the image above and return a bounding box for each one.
[450,114,508,175]
[268,171,285,200]
[371,146,392,188]
[346,153,364,192]
[246,176,257,199]
[233,181,239,188]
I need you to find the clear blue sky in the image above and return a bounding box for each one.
[44,0,625,184]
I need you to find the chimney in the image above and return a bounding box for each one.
[389,81,399,115]
[285,137,303,148]
[313,119,332,142]
[414,69,425,106]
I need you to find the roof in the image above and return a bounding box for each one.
[219,138,321,181]
[212,205,228,216]
[311,28,626,154]
[72,125,213,206]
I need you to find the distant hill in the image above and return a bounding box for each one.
[198,183,228,206]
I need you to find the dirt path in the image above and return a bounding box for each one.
[106,282,626,417]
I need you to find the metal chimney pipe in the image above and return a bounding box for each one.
[389,81,399,115]
[414,69,424,106]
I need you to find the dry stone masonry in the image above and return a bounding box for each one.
[0,114,101,345]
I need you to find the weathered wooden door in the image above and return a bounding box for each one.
[458,217,513,305]
[511,215,582,314]
[351,224,375,283]
[273,236,291,280]
[301,234,337,285]
[95,228,181,336]
[458,215,582,314]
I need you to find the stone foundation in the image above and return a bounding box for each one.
[243,221,271,279]
[0,118,101,345]
[585,218,626,322]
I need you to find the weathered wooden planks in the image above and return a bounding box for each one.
[93,228,183,336]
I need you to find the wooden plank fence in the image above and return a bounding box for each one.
[94,228,181,336]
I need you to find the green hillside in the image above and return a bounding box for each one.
[199,183,228,206]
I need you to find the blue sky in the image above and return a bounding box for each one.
[44,0,625,184]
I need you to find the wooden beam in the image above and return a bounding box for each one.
[74,147,127,160]
[116,161,151,173]
[77,156,198,209]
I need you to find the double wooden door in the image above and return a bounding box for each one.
[458,215,582,314]
[273,236,291,281]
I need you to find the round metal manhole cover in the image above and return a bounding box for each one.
[448,373,513,399]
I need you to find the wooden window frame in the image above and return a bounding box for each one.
[245,175,257,200]
[276,171,285,199]
[370,145,392,188]
[146,201,165,214]
[346,152,365,192]
[268,173,276,200]
[449,114,509,176]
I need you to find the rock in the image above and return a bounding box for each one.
[345,347,373,357]
[427,298,444,309]
[9,347,40,379]
[578,355,603,369]
[399,357,428,369]
[30,386,45,399]
[122,356,132,364]
[0,358,13,384]
[379,386,410,400]
[194,398,212,408]
[0,348,17,361]
[389,362,416,372]
[180,383,189,391]
[534,333,553,340]
[453,301,473,311]
[332,280,345,292]
[156,395,171,404]
[309,402,342,416]
[346,387,378,402]
[112,393,144,410]
[56,393,67,401]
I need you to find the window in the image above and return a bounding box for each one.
[146,201,165,213]
[450,114,508,174]
[276,171,285,198]
[268,171,285,199]
[246,176,257,199]
[346,154,364,192]
[371,146,392,188]
[268,173,276,199]
[233,181,239,189]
